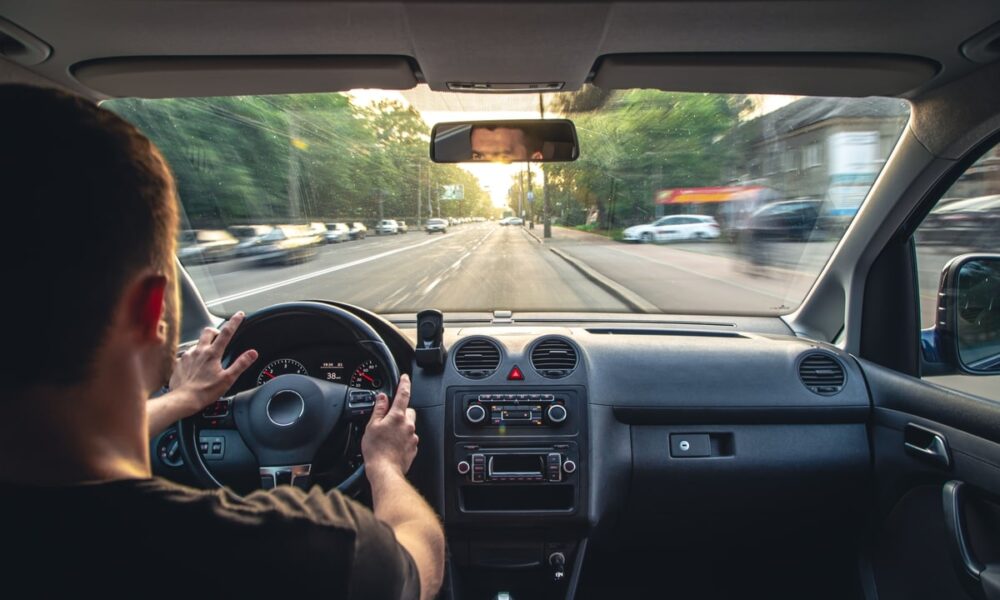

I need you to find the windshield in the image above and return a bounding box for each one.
[106,86,908,317]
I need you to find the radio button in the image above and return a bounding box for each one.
[466,404,487,424]
[562,459,577,474]
[456,460,471,476]
[547,404,568,423]
[470,453,485,482]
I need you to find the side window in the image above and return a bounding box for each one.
[915,144,1000,401]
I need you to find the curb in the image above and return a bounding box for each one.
[547,247,660,313]
[520,226,544,244]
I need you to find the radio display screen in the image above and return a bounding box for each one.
[489,454,545,476]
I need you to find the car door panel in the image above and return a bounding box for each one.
[860,358,1000,600]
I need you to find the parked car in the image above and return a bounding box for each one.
[916,194,1000,248]
[426,218,448,234]
[503,217,523,226]
[305,222,328,245]
[227,225,274,257]
[177,229,239,264]
[375,219,399,235]
[324,222,351,243]
[247,225,319,265]
[397,220,409,233]
[349,222,367,240]
[740,200,822,242]
[622,215,721,243]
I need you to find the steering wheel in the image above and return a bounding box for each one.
[177,302,400,493]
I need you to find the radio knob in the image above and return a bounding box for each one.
[562,459,577,474]
[547,404,568,423]
[456,460,471,475]
[466,404,487,424]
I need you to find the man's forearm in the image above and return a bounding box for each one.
[368,464,445,600]
[146,391,197,438]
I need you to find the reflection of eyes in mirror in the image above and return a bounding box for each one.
[470,126,544,163]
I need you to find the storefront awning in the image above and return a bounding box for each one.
[656,185,770,205]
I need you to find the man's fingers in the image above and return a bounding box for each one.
[211,311,245,352]
[198,326,219,348]
[405,407,417,426]
[222,349,258,383]
[369,392,390,422]
[389,374,411,414]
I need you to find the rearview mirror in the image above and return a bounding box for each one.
[430,119,579,163]
[924,254,1000,374]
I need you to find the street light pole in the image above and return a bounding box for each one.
[540,93,552,238]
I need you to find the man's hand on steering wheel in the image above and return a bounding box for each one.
[361,374,418,479]
[147,312,258,437]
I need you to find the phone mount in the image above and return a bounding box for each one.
[415,309,447,372]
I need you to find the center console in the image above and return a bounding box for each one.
[445,386,588,599]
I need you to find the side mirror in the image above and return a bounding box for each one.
[430,119,579,163]
[923,254,1000,375]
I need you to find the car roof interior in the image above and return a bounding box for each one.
[2,1,1000,100]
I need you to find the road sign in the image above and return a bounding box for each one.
[441,184,464,201]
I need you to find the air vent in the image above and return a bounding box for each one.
[453,338,501,379]
[531,338,579,378]
[798,353,846,395]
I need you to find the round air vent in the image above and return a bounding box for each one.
[798,353,846,395]
[453,338,501,379]
[530,337,579,378]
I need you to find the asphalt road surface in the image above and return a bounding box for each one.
[186,223,628,316]
[185,222,997,400]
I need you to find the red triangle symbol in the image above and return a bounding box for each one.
[507,365,525,381]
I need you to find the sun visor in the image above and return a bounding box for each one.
[592,54,939,97]
[72,56,418,98]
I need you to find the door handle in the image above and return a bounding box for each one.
[943,481,1000,600]
[904,423,952,468]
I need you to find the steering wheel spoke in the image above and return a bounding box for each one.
[259,463,312,490]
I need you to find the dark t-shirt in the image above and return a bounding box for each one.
[0,477,419,598]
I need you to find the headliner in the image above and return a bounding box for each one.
[1,1,999,99]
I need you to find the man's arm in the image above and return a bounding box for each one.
[147,312,257,437]
[361,375,445,600]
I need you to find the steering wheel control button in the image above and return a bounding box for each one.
[562,459,577,474]
[457,460,472,475]
[202,398,232,418]
[198,436,226,461]
[266,390,305,427]
[466,404,487,424]
[348,389,377,418]
[547,404,568,424]
[670,434,712,458]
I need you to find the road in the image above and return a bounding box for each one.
[188,222,967,322]
[186,222,996,400]
[185,223,628,316]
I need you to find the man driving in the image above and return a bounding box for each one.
[470,125,544,162]
[0,84,445,598]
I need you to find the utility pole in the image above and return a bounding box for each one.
[540,93,552,238]
[525,162,532,228]
[417,162,422,228]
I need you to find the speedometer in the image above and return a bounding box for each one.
[350,359,383,390]
[256,358,308,385]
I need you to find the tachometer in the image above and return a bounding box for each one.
[257,358,308,385]
[350,359,383,390]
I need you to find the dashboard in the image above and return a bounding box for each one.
[151,306,874,599]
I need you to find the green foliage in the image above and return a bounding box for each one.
[107,93,492,228]
[545,90,747,228]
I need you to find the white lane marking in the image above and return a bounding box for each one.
[424,277,443,293]
[205,233,455,307]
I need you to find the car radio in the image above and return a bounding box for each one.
[462,392,569,427]
[455,444,578,483]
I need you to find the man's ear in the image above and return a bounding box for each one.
[126,274,168,344]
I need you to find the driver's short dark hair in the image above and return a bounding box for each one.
[0,84,178,390]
